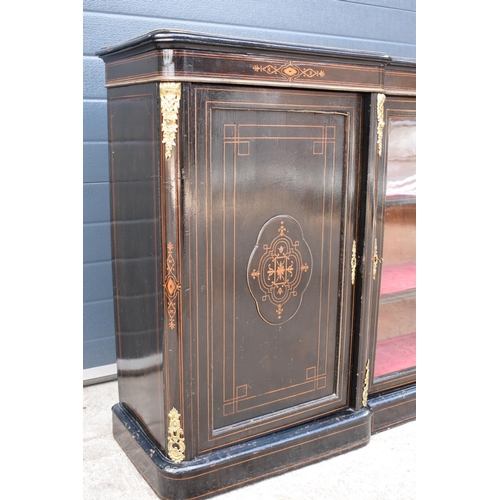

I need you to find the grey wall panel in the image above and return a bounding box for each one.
[84,223,112,263]
[342,0,416,10]
[84,300,115,343]
[83,183,110,224]
[85,12,415,59]
[83,101,107,142]
[84,336,117,369]
[84,57,106,99]
[84,261,113,303]
[83,143,108,184]
[83,0,415,371]
[84,0,415,47]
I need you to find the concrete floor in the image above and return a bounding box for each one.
[83,380,416,499]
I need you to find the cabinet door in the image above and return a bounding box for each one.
[370,97,416,392]
[186,85,362,453]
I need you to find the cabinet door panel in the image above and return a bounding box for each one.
[188,86,361,452]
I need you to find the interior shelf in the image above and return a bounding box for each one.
[380,262,416,297]
[385,194,416,207]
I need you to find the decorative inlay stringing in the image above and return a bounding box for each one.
[247,216,312,325]
[164,242,181,329]
[252,62,325,82]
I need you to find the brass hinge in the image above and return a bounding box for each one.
[159,82,182,160]
[377,93,386,157]
[372,238,383,280]
[362,359,370,407]
[350,240,357,285]
[167,407,185,463]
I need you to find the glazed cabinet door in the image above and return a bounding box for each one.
[183,85,362,453]
[369,96,416,393]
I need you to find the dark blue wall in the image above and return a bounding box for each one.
[83,0,416,370]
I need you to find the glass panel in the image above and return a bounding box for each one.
[385,116,416,201]
[374,294,416,378]
[374,114,416,379]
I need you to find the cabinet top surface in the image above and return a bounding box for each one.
[96,28,414,65]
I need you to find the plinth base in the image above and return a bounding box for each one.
[112,403,372,500]
[368,384,416,433]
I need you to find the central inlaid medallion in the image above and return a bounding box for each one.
[247,215,312,325]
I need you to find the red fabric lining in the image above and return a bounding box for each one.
[374,332,416,378]
[380,262,416,295]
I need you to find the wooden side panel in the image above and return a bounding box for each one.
[107,83,166,449]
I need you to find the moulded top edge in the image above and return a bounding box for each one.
[387,57,417,69]
[95,28,395,65]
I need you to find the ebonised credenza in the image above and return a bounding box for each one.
[97,29,416,499]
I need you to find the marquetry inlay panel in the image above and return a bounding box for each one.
[252,62,325,81]
[248,216,312,325]
[163,242,181,330]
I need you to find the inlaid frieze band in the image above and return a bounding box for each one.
[164,242,181,330]
[102,50,391,93]
[247,216,312,325]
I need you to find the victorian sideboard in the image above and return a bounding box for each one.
[97,29,416,500]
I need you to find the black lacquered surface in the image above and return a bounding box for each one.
[185,85,362,452]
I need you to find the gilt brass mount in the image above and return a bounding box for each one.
[159,82,182,160]
[362,359,370,407]
[351,240,357,285]
[167,407,185,463]
[376,93,386,157]
[372,238,383,280]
